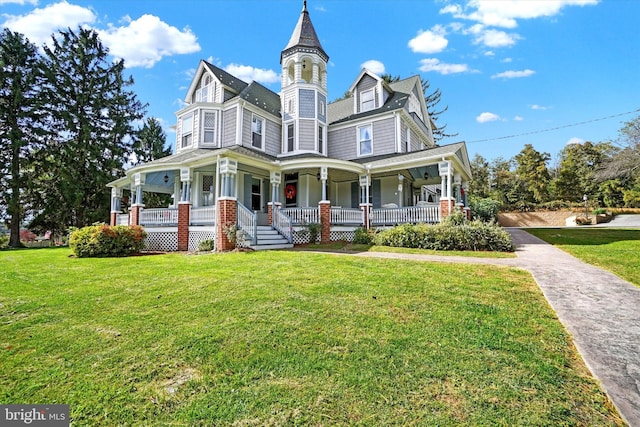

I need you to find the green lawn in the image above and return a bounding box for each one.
[526,228,640,287]
[0,248,623,425]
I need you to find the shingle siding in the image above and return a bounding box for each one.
[264,119,281,156]
[328,126,356,160]
[299,89,316,118]
[372,118,395,155]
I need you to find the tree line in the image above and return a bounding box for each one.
[0,28,168,248]
[469,116,640,211]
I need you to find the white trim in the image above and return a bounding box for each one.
[250,113,266,151]
[356,123,373,157]
[360,88,375,112]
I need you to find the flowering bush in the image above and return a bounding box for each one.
[69,224,146,257]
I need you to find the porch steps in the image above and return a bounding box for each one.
[249,226,293,251]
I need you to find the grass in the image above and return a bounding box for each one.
[0,248,623,425]
[526,228,640,287]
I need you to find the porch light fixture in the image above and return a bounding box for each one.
[316,172,321,181]
[163,173,169,184]
[423,171,429,180]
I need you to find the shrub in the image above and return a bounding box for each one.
[470,197,500,223]
[592,208,607,215]
[222,223,246,248]
[353,226,375,245]
[306,222,321,243]
[0,235,8,249]
[69,224,146,258]
[198,239,215,252]
[373,216,514,252]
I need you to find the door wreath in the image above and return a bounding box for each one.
[285,184,296,200]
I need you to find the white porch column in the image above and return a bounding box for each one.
[180,168,192,202]
[320,167,328,201]
[397,174,404,207]
[219,158,238,199]
[133,173,145,207]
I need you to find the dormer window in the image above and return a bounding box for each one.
[251,114,264,149]
[360,88,375,112]
[195,74,214,103]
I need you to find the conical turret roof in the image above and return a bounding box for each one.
[281,1,328,63]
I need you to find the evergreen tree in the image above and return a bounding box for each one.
[0,29,48,247]
[133,117,171,165]
[469,153,491,199]
[32,28,145,231]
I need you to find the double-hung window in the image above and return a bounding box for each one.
[287,123,295,152]
[358,124,373,156]
[252,114,264,149]
[318,125,324,154]
[181,113,193,148]
[360,89,375,112]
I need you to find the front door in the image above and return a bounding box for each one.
[251,178,261,211]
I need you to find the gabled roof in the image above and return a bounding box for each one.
[281,1,328,63]
[239,81,281,117]
[202,61,248,94]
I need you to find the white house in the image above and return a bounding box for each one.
[108,1,472,251]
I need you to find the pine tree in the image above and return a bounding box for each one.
[0,29,48,247]
[33,28,146,230]
[134,117,171,164]
[514,144,551,204]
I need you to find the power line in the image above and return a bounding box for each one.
[466,107,640,144]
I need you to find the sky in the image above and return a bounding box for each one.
[2,0,639,165]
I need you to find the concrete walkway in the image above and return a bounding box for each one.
[347,228,640,426]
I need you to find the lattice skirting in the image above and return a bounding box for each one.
[330,230,355,242]
[188,227,217,252]
[144,229,178,252]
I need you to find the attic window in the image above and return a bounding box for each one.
[360,88,375,112]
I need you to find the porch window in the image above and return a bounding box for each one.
[202,175,214,206]
[287,123,295,152]
[357,124,373,156]
[202,111,216,144]
[360,88,375,112]
[251,114,264,149]
[181,113,193,148]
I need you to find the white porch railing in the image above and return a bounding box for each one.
[236,203,257,246]
[281,207,319,225]
[371,205,440,226]
[273,207,293,244]
[331,208,363,225]
[140,208,178,226]
[116,213,129,225]
[190,206,216,225]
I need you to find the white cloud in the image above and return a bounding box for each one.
[2,1,97,46]
[531,104,551,110]
[474,28,521,47]
[418,58,473,75]
[567,137,585,145]
[491,69,535,79]
[408,25,448,54]
[99,14,200,68]
[361,59,385,75]
[501,57,513,63]
[476,112,501,123]
[514,115,524,121]
[441,0,599,29]
[224,64,279,85]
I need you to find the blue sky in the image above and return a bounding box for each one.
[2,0,639,165]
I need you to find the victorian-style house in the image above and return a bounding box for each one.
[108,2,472,251]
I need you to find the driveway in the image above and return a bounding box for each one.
[596,214,640,228]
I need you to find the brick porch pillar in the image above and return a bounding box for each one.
[360,203,372,229]
[216,198,237,251]
[267,202,282,225]
[110,212,117,226]
[319,201,331,244]
[130,204,143,226]
[177,202,191,251]
[439,199,455,220]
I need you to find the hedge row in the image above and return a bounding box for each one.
[373,213,514,252]
[69,224,146,258]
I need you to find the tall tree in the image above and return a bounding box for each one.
[554,141,612,202]
[32,28,145,231]
[133,117,171,165]
[514,144,551,203]
[469,153,490,199]
[0,29,47,247]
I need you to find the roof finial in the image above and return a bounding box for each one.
[303,0,307,12]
